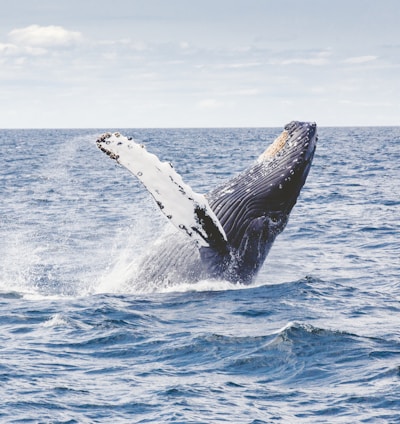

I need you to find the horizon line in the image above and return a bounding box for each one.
[2,124,399,130]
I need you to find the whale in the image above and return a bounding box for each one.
[96,121,317,287]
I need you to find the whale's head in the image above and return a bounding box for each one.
[256,120,318,216]
[208,121,317,283]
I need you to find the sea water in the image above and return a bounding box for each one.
[0,127,399,423]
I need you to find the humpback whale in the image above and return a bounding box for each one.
[96,121,317,286]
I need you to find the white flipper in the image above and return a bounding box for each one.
[97,132,227,250]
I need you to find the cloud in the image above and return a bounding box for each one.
[0,41,47,58]
[98,38,148,52]
[228,88,260,96]
[270,50,331,66]
[215,62,262,69]
[179,41,190,49]
[197,99,224,109]
[339,99,392,107]
[0,43,18,55]
[275,57,329,66]
[8,25,82,48]
[343,55,378,64]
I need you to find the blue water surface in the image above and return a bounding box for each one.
[0,127,399,423]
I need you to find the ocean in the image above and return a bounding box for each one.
[0,126,399,423]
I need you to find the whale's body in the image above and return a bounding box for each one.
[97,121,317,287]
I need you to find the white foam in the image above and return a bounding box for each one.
[41,313,68,327]
[159,279,245,293]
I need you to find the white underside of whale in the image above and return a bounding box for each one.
[97,132,227,249]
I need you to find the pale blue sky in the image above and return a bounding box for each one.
[1,0,399,128]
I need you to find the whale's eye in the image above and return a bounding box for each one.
[270,215,279,223]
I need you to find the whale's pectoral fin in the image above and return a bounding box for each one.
[96,132,228,252]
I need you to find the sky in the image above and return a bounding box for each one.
[1,0,399,128]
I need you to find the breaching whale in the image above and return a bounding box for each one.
[96,121,317,286]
